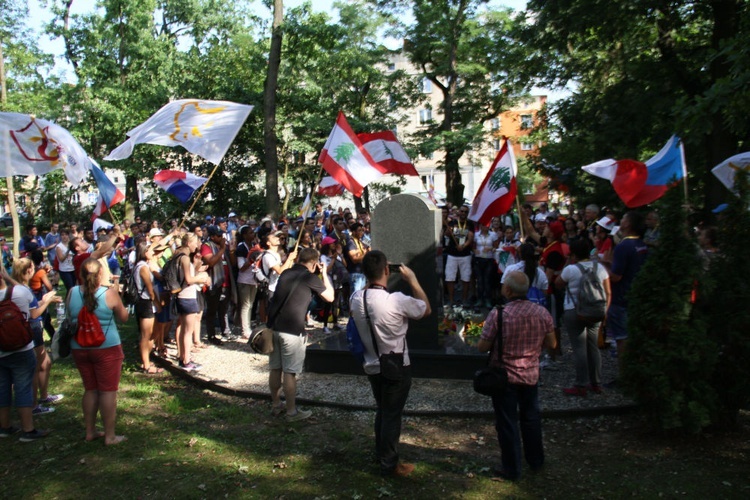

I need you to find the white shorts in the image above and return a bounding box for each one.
[445,255,472,282]
[268,331,307,374]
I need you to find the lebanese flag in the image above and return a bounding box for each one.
[468,140,517,226]
[90,160,125,221]
[154,169,208,204]
[357,131,418,176]
[317,176,345,197]
[317,112,388,197]
[582,135,687,208]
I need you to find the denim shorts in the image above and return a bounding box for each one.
[0,349,37,407]
[176,298,201,315]
[135,298,155,319]
[31,321,45,348]
[606,304,628,341]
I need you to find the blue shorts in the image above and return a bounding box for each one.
[0,349,37,408]
[31,322,45,348]
[176,298,201,315]
[606,304,628,341]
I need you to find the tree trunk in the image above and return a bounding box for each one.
[125,173,138,219]
[0,37,6,106]
[263,0,283,218]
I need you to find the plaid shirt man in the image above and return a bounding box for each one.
[480,299,554,385]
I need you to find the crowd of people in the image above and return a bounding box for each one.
[1,197,722,479]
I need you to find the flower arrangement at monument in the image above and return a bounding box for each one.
[463,321,484,346]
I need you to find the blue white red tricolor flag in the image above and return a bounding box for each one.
[468,140,517,226]
[90,160,125,221]
[0,112,90,186]
[357,130,418,176]
[582,135,686,208]
[318,112,388,198]
[153,170,208,204]
[316,176,345,197]
[104,100,253,165]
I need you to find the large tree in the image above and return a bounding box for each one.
[524,0,750,209]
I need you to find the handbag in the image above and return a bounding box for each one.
[50,290,75,361]
[364,288,406,381]
[249,271,307,355]
[473,306,508,396]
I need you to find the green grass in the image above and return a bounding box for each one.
[1,319,749,499]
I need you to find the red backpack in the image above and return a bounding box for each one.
[76,290,107,348]
[0,286,34,352]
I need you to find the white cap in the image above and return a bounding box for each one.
[228,212,237,217]
[596,216,616,231]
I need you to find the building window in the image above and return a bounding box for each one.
[521,141,533,151]
[493,139,501,151]
[421,77,432,93]
[419,109,432,124]
[389,95,397,109]
[520,114,533,129]
[490,118,500,131]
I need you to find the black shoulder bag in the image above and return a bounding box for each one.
[473,306,508,396]
[364,288,405,381]
[249,271,306,354]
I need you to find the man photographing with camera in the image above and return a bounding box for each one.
[266,247,333,422]
[350,250,431,477]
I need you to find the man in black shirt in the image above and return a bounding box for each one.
[266,247,334,422]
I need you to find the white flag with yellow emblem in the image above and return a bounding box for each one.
[0,112,90,186]
[104,99,253,165]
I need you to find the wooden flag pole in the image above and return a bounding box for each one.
[178,163,221,229]
[293,165,325,252]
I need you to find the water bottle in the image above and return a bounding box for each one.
[56,302,66,322]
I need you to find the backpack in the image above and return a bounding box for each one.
[571,262,607,325]
[76,304,106,348]
[162,254,186,294]
[251,250,270,290]
[527,285,547,307]
[0,286,34,352]
[346,316,365,364]
[122,263,142,306]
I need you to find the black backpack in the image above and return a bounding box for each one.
[162,254,186,294]
[122,263,142,305]
[0,286,33,352]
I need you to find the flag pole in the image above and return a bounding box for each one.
[515,195,525,241]
[179,163,221,229]
[293,165,325,253]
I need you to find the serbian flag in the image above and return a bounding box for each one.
[711,152,750,195]
[318,112,388,197]
[357,131,418,176]
[582,135,687,208]
[154,170,207,204]
[104,100,253,165]
[90,160,125,221]
[468,140,517,226]
[317,176,345,196]
[0,112,90,186]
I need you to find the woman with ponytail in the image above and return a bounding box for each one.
[68,258,129,445]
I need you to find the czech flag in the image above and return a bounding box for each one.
[582,135,686,208]
[90,160,125,221]
[154,169,208,204]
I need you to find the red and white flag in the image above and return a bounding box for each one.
[357,131,418,176]
[468,140,517,226]
[317,112,388,197]
[317,176,345,197]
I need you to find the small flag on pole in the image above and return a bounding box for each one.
[427,173,438,205]
[317,176,345,197]
[582,135,686,208]
[357,131,418,176]
[104,100,253,165]
[468,140,517,226]
[318,112,388,198]
[90,160,125,221]
[153,170,208,204]
[711,152,750,195]
[0,112,90,186]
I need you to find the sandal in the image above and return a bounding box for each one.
[143,365,164,375]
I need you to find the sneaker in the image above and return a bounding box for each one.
[285,409,312,422]
[207,336,223,346]
[383,462,415,478]
[38,394,64,405]
[32,405,55,415]
[0,426,20,438]
[562,386,587,397]
[19,428,50,442]
[179,361,202,372]
[223,333,238,342]
[322,327,331,334]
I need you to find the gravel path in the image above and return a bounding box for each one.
[157,319,634,416]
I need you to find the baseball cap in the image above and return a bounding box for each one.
[215,217,227,223]
[207,225,224,237]
[228,212,237,217]
[712,203,729,214]
[534,213,547,222]
[596,216,616,231]
[148,228,165,238]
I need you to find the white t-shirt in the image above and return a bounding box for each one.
[56,242,75,272]
[560,260,609,310]
[501,262,549,290]
[0,285,35,356]
[236,242,256,285]
[474,232,498,259]
[350,288,427,376]
[262,252,282,292]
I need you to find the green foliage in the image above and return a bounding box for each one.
[623,187,717,433]
[703,172,750,426]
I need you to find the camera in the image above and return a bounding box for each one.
[387,263,401,273]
